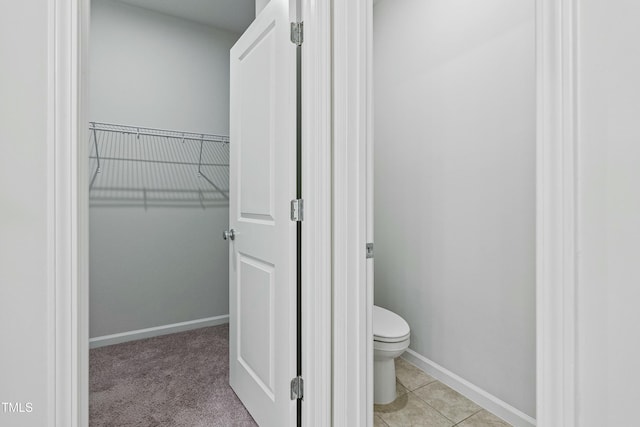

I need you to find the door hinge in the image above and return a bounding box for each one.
[366,243,374,259]
[290,22,303,46]
[290,376,304,400]
[291,199,304,221]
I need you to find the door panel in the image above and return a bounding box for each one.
[238,24,275,220]
[238,253,275,398]
[229,0,297,425]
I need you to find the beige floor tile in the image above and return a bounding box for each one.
[397,380,409,396]
[374,393,407,416]
[373,381,407,408]
[395,358,436,391]
[376,393,453,427]
[413,381,481,423]
[455,410,512,427]
[374,414,389,426]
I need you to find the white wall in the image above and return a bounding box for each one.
[91,0,237,135]
[89,0,238,337]
[0,2,50,426]
[255,0,270,16]
[373,0,536,417]
[576,1,640,425]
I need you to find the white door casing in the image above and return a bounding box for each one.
[228,1,297,426]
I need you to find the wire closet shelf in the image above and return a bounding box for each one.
[89,122,229,208]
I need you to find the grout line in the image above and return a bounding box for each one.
[400,353,526,426]
[405,382,491,427]
[452,409,484,426]
[408,390,458,425]
[399,378,438,392]
[374,414,390,426]
[411,380,437,393]
[400,357,518,426]
[396,360,438,391]
[385,374,506,427]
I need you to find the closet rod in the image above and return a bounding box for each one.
[87,156,228,168]
[89,121,230,144]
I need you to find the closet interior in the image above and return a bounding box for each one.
[88,0,256,425]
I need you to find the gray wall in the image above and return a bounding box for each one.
[0,2,50,425]
[373,0,536,417]
[577,1,640,425]
[255,0,270,16]
[91,0,237,135]
[89,0,238,337]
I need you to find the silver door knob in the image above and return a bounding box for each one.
[223,229,236,241]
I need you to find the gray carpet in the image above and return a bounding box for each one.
[90,324,257,426]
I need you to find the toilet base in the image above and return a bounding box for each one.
[374,357,398,405]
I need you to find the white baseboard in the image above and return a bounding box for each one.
[89,314,229,349]
[402,349,536,427]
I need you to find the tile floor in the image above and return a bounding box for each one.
[374,359,512,427]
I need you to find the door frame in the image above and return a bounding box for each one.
[330,0,579,426]
[48,0,332,425]
[50,0,577,426]
[330,0,374,425]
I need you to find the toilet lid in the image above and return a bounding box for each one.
[373,305,410,342]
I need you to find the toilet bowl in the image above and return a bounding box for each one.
[373,305,410,405]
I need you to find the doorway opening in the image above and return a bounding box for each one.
[86,1,300,426]
[369,1,536,426]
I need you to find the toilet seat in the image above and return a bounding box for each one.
[373,305,410,343]
[374,332,411,344]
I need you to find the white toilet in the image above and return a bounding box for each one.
[373,305,411,405]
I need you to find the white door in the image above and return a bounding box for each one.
[228,1,297,426]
